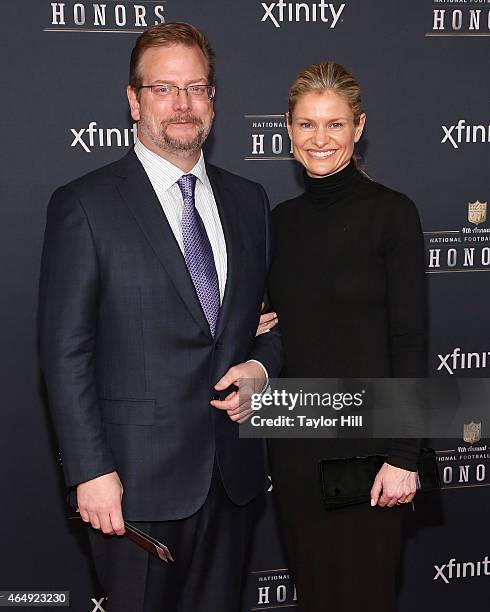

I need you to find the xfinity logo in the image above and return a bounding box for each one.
[70,122,137,152]
[90,597,107,612]
[441,120,490,149]
[261,1,345,28]
[437,348,490,375]
[434,556,490,583]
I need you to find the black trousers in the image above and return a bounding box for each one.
[87,463,264,612]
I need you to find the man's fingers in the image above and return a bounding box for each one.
[214,366,239,391]
[99,513,115,535]
[110,510,126,536]
[236,408,254,423]
[370,477,382,507]
[232,397,252,414]
[84,507,124,535]
[226,394,253,416]
[212,390,252,414]
[215,362,265,393]
[88,511,101,530]
[213,362,265,421]
[79,509,90,523]
[211,391,238,411]
[76,471,124,534]
[212,392,253,422]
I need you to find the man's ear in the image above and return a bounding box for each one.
[127,85,141,122]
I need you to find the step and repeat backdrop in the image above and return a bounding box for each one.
[1,1,489,610]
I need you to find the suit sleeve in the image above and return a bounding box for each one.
[382,195,427,471]
[247,184,283,378]
[38,185,115,488]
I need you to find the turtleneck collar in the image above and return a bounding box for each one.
[303,159,360,204]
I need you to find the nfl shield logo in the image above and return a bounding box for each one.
[468,201,487,225]
[463,422,481,445]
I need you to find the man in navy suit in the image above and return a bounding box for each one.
[39,22,281,611]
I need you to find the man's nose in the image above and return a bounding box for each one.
[172,88,191,112]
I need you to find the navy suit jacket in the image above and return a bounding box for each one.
[38,149,282,521]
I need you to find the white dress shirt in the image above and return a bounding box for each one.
[134,138,227,302]
[134,139,268,386]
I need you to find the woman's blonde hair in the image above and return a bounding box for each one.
[288,62,367,173]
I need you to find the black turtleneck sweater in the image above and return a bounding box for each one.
[268,160,426,470]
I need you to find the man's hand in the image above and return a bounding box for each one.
[211,361,266,423]
[256,303,278,336]
[76,471,125,535]
[370,463,417,508]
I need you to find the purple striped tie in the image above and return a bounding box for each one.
[178,174,220,336]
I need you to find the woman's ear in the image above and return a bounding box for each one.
[286,112,292,140]
[354,112,366,143]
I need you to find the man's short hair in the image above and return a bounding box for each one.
[129,22,215,90]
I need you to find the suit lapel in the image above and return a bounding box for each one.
[114,150,212,340]
[205,164,241,341]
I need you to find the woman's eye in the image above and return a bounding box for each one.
[330,122,343,129]
[300,122,313,129]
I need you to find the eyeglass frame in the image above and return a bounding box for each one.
[138,84,215,100]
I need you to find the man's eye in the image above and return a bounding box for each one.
[155,85,171,94]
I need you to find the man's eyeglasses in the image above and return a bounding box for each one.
[139,84,215,100]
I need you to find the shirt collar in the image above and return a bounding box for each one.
[134,138,210,192]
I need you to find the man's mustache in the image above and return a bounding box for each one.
[162,115,204,128]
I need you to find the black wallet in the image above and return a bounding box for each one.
[318,449,440,510]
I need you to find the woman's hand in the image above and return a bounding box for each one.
[370,463,417,508]
[256,303,278,336]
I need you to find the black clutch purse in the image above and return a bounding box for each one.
[318,449,440,510]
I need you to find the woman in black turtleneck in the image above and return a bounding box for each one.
[267,63,426,612]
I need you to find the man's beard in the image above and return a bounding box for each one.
[140,113,210,156]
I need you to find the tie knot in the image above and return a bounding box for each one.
[177,174,197,202]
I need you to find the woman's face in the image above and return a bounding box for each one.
[287,89,365,178]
